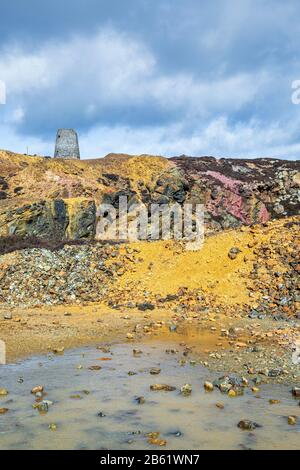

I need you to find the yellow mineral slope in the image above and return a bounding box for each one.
[116,217,298,306]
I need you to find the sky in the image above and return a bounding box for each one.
[0,0,300,159]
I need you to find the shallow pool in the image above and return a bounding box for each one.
[0,338,299,450]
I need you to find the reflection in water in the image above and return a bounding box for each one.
[0,339,299,450]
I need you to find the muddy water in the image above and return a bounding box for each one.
[0,337,299,450]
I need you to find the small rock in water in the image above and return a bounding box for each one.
[0,388,8,396]
[48,423,57,431]
[135,396,145,405]
[150,368,161,375]
[97,412,106,417]
[146,431,166,446]
[70,394,83,400]
[288,416,297,425]
[133,349,142,357]
[220,383,232,394]
[291,387,300,398]
[204,381,214,392]
[31,386,44,394]
[269,399,280,405]
[148,438,167,446]
[146,432,160,439]
[238,420,260,431]
[228,389,236,398]
[180,384,192,396]
[150,384,176,392]
[0,408,9,414]
[33,401,49,414]
[88,365,102,371]
[216,403,224,409]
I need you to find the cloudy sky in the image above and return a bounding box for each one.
[0,0,300,159]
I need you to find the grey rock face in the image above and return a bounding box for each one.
[54,129,80,159]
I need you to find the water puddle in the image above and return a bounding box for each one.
[0,337,299,450]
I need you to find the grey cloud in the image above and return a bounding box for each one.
[0,0,300,158]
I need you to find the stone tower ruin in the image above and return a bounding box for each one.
[54,129,80,159]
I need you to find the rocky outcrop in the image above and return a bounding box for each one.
[168,157,300,230]
[0,150,299,240]
[0,198,96,240]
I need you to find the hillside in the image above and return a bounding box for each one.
[0,150,299,241]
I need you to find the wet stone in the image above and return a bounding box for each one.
[288,416,297,425]
[150,384,176,392]
[180,384,192,396]
[238,420,261,431]
[150,368,161,375]
[135,396,145,405]
[204,381,214,392]
[291,387,300,398]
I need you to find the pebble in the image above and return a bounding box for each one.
[238,420,260,431]
[33,401,49,414]
[137,302,155,311]
[0,388,8,396]
[180,384,192,396]
[288,416,297,425]
[146,432,166,446]
[150,384,176,392]
[204,381,214,392]
[133,349,142,357]
[228,247,241,260]
[135,396,145,405]
[88,365,102,371]
[31,386,44,394]
[291,387,300,398]
[150,368,161,375]
[148,438,167,446]
[48,423,57,431]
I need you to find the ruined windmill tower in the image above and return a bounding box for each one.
[54,129,80,159]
